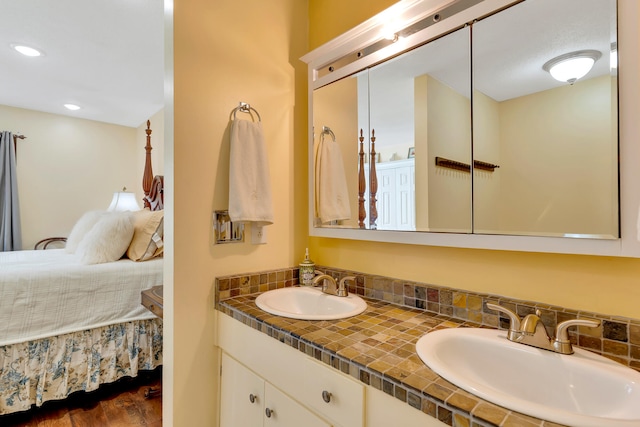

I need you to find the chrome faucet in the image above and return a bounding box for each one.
[487,303,600,355]
[312,274,354,297]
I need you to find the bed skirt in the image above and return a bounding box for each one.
[0,318,163,415]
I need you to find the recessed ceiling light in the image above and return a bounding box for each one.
[12,44,42,57]
[64,104,81,111]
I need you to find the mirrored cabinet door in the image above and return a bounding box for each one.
[313,72,367,229]
[313,26,472,233]
[471,0,619,239]
[309,0,620,242]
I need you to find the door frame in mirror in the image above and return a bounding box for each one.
[302,0,640,257]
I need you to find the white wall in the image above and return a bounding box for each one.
[0,104,159,249]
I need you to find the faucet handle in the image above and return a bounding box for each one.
[486,303,522,340]
[337,276,355,297]
[553,318,600,355]
[555,318,600,341]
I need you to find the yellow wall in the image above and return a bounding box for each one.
[308,0,396,51]
[0,105,141,249]
[313,76,359,227]
[497,76,616,236]
[172,0,308,425]
[424,75,472,232]
[308,0,640,320]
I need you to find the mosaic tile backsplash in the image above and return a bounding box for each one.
[215,265,640,371]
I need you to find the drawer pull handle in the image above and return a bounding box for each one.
[249,393,257,403]
[322,390,332,403]
[265,407,274,418]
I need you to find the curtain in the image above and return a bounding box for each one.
[0,131,22,251]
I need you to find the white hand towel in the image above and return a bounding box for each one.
[314,136,351,223]
[229,119,274,225]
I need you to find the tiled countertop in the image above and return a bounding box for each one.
[218,293,567,427]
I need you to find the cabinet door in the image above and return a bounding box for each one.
[220,353,264,427]
[366,387,447,427]
[264,382,332,427]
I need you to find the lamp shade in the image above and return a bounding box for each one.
[543,50,602,84]
[108,190,142,212]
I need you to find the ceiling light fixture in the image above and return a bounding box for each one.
[542,50,602,85]
[12,44,42,57]
[64,104,81,111]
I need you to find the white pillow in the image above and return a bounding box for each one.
[65,210,105,253]
[76,212,135,264]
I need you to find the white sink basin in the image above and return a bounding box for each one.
[416,328,640,427]
[255,286,367,320]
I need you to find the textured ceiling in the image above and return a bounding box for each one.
[0,0,164,128]
[372,0,616,101]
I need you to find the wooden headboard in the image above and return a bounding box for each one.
[141,120,164,211]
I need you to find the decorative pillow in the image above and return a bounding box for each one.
[65,210,105,253]
[75,212,135,264]
[127,209,164,261]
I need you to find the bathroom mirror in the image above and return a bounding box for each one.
[471,0,618,239]
[311,0,618,238]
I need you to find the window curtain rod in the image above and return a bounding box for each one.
[12,133,26,159]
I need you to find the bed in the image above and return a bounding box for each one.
[0,121,164,415]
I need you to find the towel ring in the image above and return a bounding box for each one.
[320,126,336,142]
[233,102,262,122]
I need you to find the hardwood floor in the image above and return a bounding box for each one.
[0,369,162,427]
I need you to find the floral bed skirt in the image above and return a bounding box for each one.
[0,318,163,415]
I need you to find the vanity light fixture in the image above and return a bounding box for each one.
[64,104,81,111]
[315,0,484,79]
[542,50,602,84]
[12,44,42,57]
[384,33,400,43]
[381,21,401,42]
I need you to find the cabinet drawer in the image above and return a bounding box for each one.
[297,357,365,427]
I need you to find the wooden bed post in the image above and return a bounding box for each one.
[358,129,366,229]
[142,120,153,209]
[369,129,378,230]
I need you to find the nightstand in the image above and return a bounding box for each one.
[141,285,163,318]
[141,285,163,399]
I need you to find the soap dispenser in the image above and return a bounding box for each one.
[299,248,315,286]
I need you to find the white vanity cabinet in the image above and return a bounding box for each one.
[220,352,330,427]
[217,313,365,427]
[366,386,447,427]
[217,312,449,427]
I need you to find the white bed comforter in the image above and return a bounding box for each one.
[0,249,163,346]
